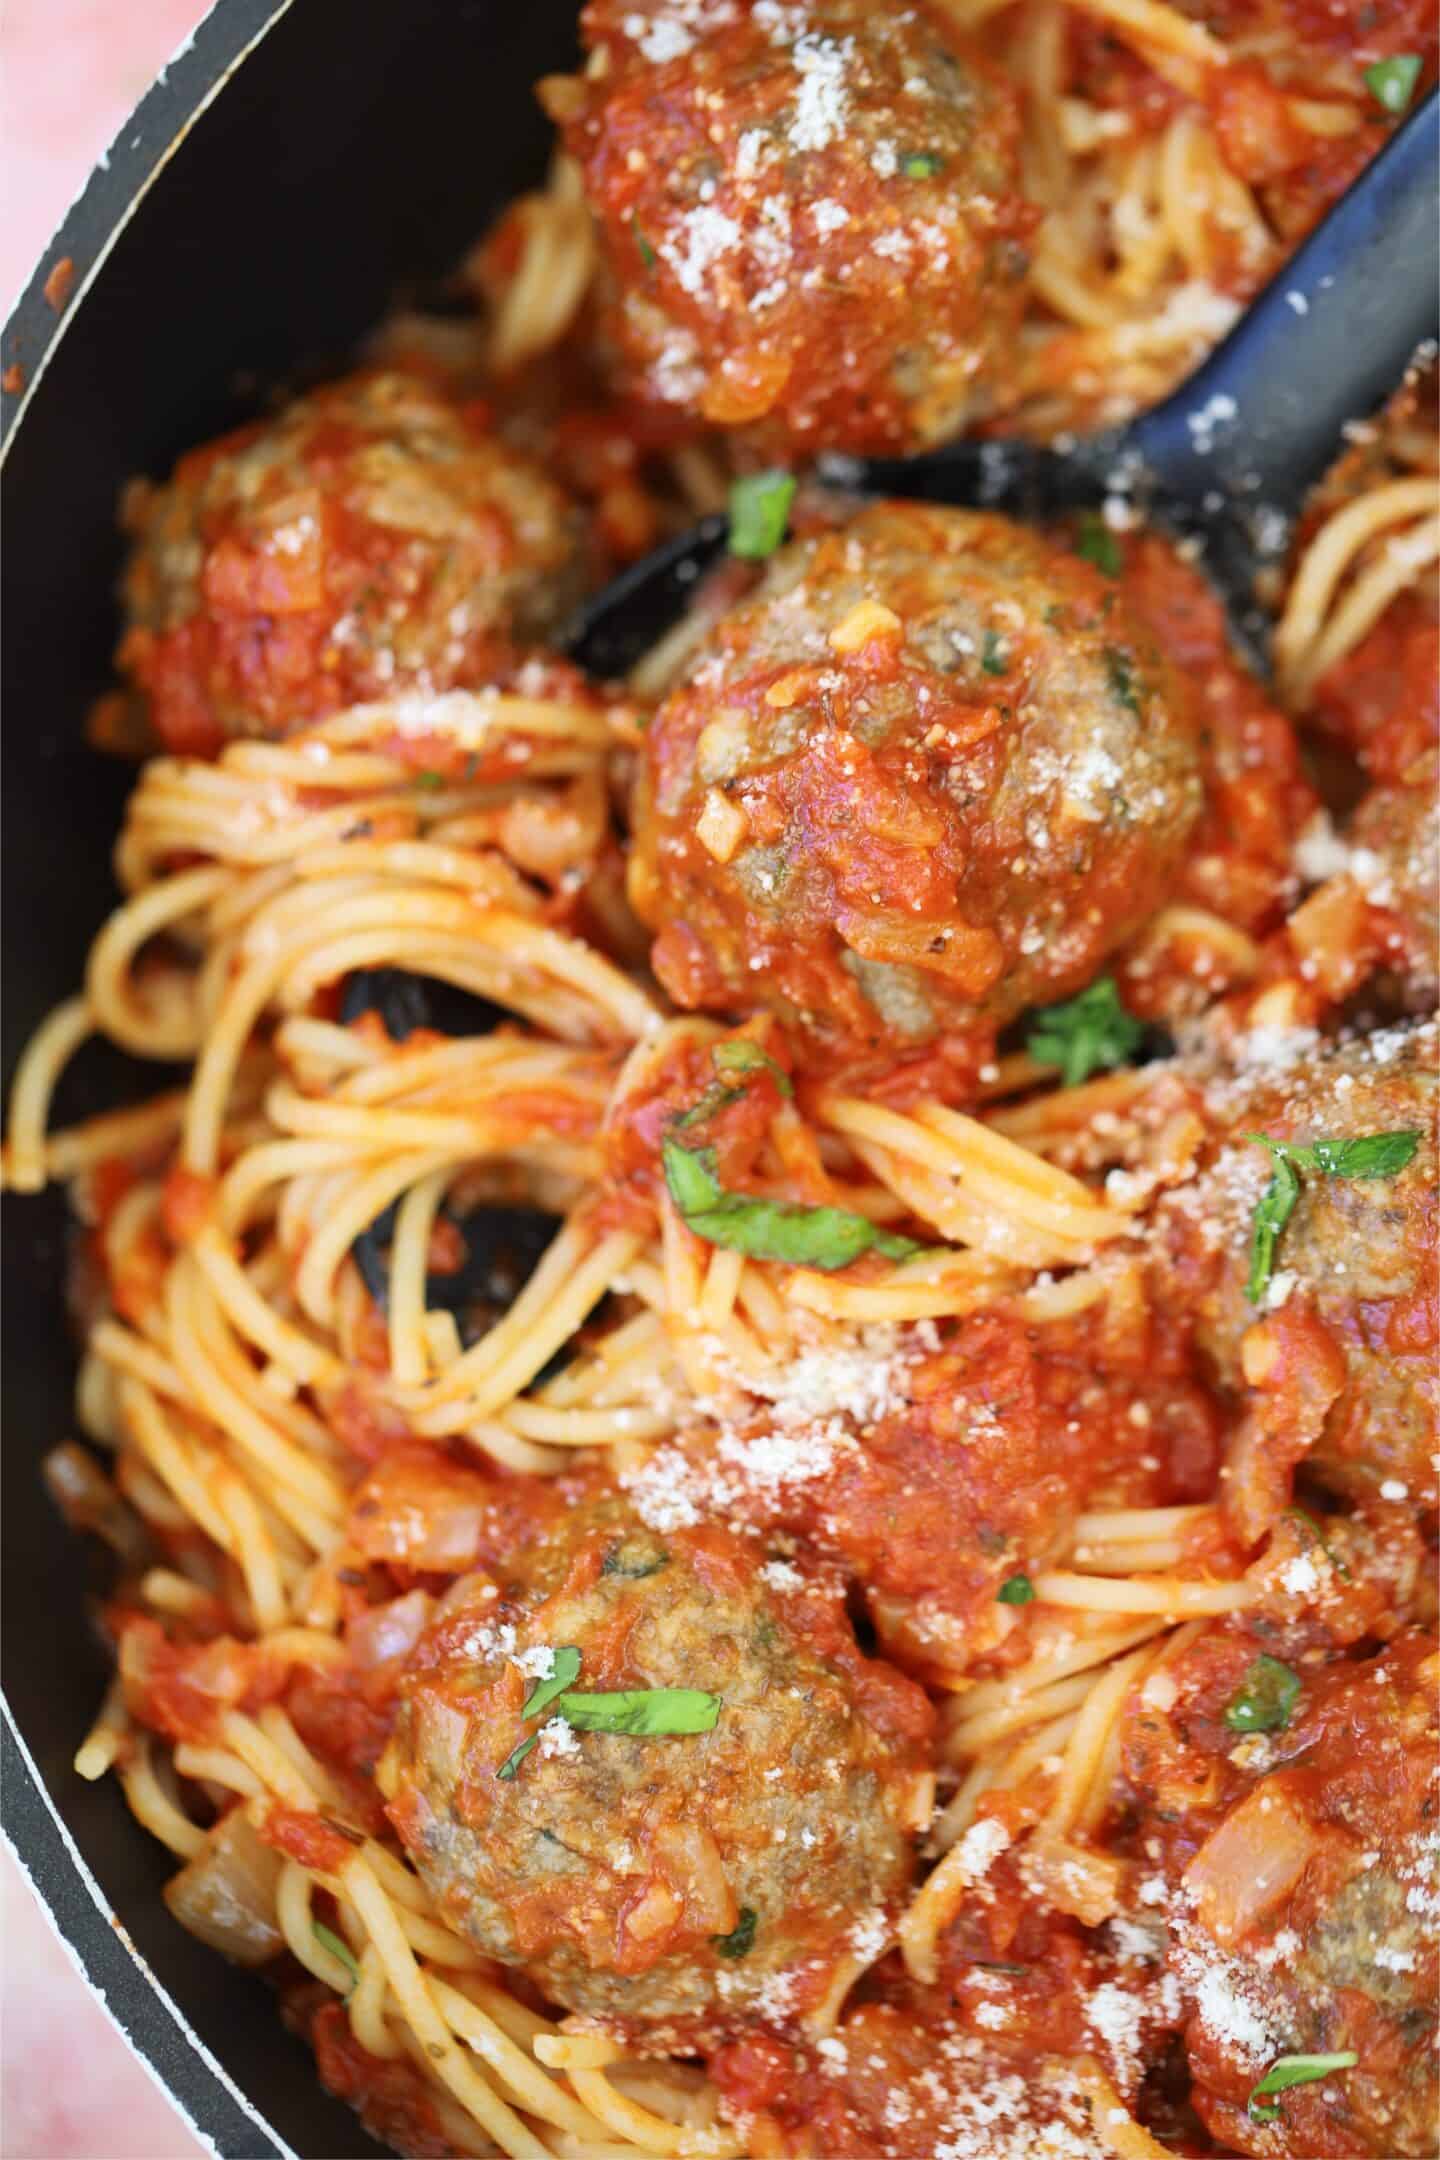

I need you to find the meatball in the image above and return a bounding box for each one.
[1120,1629,1439,2159]
[1151,1020,1438,1506]
[1346,763,1439,1013]
[629,503,1203,1060]
[547,0,1034,451]
[382,1489,931,2040]
[116,370,592,754]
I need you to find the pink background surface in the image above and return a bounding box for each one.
[5,7,220,2155]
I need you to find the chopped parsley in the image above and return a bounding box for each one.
[1025,975,1145,1088]
[313,1922,360,1989]
[1076,512,1122,577]
[633,216,657,269]
[663,1139,927,1270]
[1224,1655,1300,1734]
[713,1039,794,1095]
[980,629,1008,676]
[1244,1127,1421,1302]
[1247,2052,1358,2124]
[997,1573,1036,1605]
[902,151,945,178]
[1364,53,1422,113]
[713,1907,758,1959]
[413,768,446,791]
[729,470,797,560]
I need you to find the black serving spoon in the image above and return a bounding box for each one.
[568,90,1439,679]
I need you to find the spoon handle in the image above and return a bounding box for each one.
[1125,89,1439,533]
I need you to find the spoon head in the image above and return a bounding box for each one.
[568,512,728,679]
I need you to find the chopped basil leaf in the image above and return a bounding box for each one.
[1364,53,1422,113]
[1025,975,1145,1088]
[1104,646,1141,713]
[413,769,446,791]
[313,1922,360,1988]
[1293,1129,1421,1178]
[980,629,1008,676]
[713,1040,794,1096]
[521,1646,582,1722]
[1077,513,1121,577]
[1247,2052,1358,2123]
[663,1139,926,1270]
[1224,1655,1301,1734]
[1245,1141,1302,1304]
[997,1573,1035,1605]
[674,1078,743,1130]
[550,1687,722,1736]
[713,1906,758,1958]
[902,151,945,178]
[1244,1127,1422,1301]
[633,216,657,269]
[496,1732,540,1780]
[729,470,797,560]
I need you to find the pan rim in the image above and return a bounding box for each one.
[0,0,295,455]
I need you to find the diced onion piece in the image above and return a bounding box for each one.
[1183,1783,1318,1946]
[696,788,748,864]
[163,1806,285,1966]
[652,1821,736,1933]
[1022,1833,1122,1926]
[345,1588,434,1671]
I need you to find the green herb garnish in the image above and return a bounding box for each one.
[633,216,657,269]
[713,1907,758,1959]
[713,1040,794,1095]
[902,151,945,178]
[980,629,1008,676]
[550,1688,722,1736]
[1247,2052,1358,2124]
[729,470,797,560]
[1364,53,1422,113]
[313,1922,360,1989]
[521,1647,582,1722]
[413,769,446,791]
[1224,1655,1300,1734]
[1077,512,1122,577]
[497,1652,721,1776]
[997,1573,1035,1605]
[1025,975,1145,1088]
[1104,645,1141,713]
[1244,1128,1422,1302]
[663,1140,926,1270]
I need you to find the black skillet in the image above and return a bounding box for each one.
[569,88,1440,680]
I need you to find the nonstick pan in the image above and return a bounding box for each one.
[1,5,579,2152]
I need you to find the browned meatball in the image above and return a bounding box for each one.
[382,1489,932,2042]
[1151,1019,1438,1507]
[547,0,1035,452]
[116,370,592,754]
[629,502,1203,1062]
[1119,1628,1439,2160]
[1346,762,1439,1013]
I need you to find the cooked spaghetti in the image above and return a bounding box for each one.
[4,5,1438,2157]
